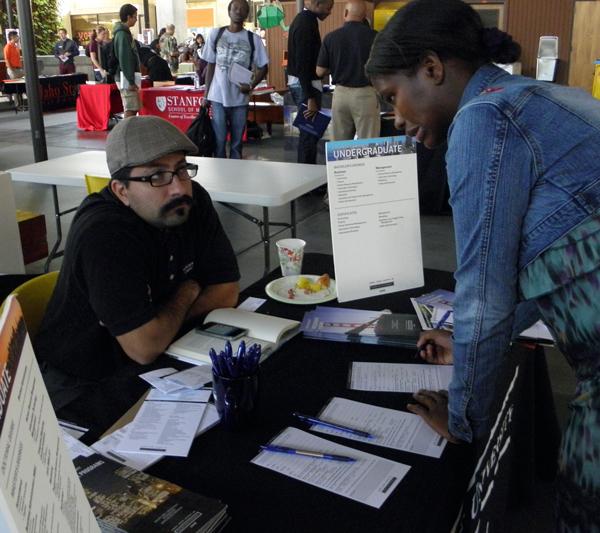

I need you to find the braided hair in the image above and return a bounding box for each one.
[365,0,521,77]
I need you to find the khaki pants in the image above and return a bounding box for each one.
[331,85,380,141]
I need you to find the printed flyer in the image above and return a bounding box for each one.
[326,136,424,302]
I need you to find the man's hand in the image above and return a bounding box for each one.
[303,97,319,120]
[239,83,252,95]
[416,329,453,364]
[407,390,461,443]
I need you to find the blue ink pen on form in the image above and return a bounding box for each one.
[259,445,356,462]
[293,412,374,439]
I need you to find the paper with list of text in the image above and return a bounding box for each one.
[326,136,424,302]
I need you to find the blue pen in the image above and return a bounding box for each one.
[209,348,222,375]
[259,444,356,462]
[435,310,452,330]
[293,412,374,439]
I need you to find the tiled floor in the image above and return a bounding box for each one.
[0,106,576,531]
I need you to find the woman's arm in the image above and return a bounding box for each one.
[445,101,535,442]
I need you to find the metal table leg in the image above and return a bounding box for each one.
[44,184,77,272]
[263,206,270,276]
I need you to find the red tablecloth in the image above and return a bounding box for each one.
[139,86,205,132]
[76,83,123,131]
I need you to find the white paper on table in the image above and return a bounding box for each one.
[326,137,424,302]
[229,61,252,86]
[519,320,553,342]
[115,389,210,456]
[313,397,446,458]
[163,364,213,389]
[58,418,89,439]
[92,404,220,470]
[251,427,410,508]
[349,362,453,393]
[237,296,266,312]
[61,428,95,460]
[139,367,185,393]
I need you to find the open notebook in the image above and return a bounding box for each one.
[166,308,300,366]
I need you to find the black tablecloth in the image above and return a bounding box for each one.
[0,73,88,110]
[141,254,559,532]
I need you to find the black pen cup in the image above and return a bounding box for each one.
[212,370,259,431]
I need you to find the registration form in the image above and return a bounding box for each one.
[115,389,210,457]
[252,427,410,508]
[349,362,453,393]
[326,136,423,302]
[93,404,220,470]
[313,397,446,458]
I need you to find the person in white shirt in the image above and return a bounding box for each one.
[202,0,269,159]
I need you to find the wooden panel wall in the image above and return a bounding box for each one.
[264,0,373,90]
[568,1,600,91]
[505,0,574,84]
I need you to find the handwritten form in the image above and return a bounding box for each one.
[349,362,453,393]
[314,397,446,458]
[251,427,410,508]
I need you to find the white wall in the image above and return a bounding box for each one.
[0,173,25,274]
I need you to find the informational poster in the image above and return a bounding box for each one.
[0,297,100,533]
[326,136,424,302]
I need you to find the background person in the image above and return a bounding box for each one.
[35,115,240,438]
[191,33,208,85]
[160,24,179,75]
[88,26,108,81]
[53,28,79,74]
[113,3,141,118]
[3,30,23,79]
[365,0,600,529]
[316,0,379,141]
[286,0,334,164]
[202,0,269,159]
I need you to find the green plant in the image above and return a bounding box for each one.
[1,0,59,54]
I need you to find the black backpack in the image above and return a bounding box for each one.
[186,106,215,157]
[213,26,255,70]
[102,40,119,77]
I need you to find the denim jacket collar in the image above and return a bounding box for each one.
[458,63,510,110]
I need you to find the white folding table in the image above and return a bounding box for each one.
[8,151,327,274]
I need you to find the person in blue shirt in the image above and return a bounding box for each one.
[366,0,600,529]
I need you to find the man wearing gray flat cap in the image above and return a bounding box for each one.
[36,116,240,437]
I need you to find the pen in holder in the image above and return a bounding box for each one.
[210,341,260,431]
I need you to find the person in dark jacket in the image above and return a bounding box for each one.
[53,28,79,74]
[139,45,174,83]
[287,0,334,164]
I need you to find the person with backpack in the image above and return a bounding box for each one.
[87,26,108,82]
[112,4,141,118]
[201,0,269,159]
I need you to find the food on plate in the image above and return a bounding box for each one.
[295,274,330,294]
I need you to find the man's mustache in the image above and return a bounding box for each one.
[160,195,193,215]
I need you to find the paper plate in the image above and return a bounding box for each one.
[265,275,337,305]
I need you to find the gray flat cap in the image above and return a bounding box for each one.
[106,115,198,176]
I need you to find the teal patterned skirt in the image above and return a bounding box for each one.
[520,210,600,533]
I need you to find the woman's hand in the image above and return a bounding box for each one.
[416,329,453,364]
[407,390,461,444]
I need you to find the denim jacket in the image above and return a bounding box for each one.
[446,64,600,441]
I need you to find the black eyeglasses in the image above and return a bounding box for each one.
[124,163,198,187]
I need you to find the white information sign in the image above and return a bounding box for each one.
[326,136,424,302]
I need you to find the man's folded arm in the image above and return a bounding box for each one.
[115,280,239,364]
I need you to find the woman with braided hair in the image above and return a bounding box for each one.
[366,0,600,529]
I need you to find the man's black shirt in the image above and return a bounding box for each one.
[317,21,377,87]
[287,9,322,98]
[36,182,239,384]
